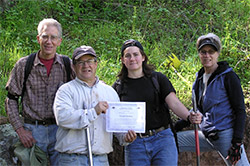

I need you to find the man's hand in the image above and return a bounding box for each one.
[124,130,137,143]
[16,127,36,148]
[94,101,109,115]
[226,143,242,165]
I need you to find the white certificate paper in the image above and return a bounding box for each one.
[106,102,145,133]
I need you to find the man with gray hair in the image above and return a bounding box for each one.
[5,18,74,165]
[175,33,249,165]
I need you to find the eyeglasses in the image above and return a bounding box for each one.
[40,34,60,42]
[199,50,216,55]
[76,59,96,66]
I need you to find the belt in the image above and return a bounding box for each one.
[24,118,56,125]
[60,152,101,157]
[137,126,166,138]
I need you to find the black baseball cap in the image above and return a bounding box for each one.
[121,39,144,56]
[198,38,220,51]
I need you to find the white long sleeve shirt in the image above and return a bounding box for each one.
[53,77,126,155]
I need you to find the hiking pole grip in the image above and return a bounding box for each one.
[86,127,93,166]
[192,90,200,166]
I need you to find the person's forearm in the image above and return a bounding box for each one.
[5,98,23,130]
[172,103,190,120]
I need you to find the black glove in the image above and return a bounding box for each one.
[226,142,242,165]
[174,119,191,132]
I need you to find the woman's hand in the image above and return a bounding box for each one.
[188,111,202,124]
[124,130,137,143]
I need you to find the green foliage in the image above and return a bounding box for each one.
[0,74,8,116]
[0,0,250,116]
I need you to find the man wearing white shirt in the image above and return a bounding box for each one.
[53,45,136,166]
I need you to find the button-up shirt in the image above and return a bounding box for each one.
[5,51,74,130]
[53,77,126,155]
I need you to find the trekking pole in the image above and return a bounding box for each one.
[206,138,231,166]
[86,127,93,166]
[192,90,200,166]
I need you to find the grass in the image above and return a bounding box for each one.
[0,0,249,116]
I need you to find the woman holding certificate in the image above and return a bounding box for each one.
[112,39,202,166]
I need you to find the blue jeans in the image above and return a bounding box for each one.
[125,128,178,166]
[24,123,59,166]
[177,128,249,166]
[58,153,109,166]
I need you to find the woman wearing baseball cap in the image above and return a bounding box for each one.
[176,33,249,165]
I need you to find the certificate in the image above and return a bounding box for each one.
[106,102,145,133]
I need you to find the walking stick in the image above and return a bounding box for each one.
[206,138,231,166]
[86,127,93,166]
[192,90,200,166]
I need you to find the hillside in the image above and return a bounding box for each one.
[0,0,249,115]
[0,0,249,165]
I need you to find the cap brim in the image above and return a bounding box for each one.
[198,42,218,51]
[74,52,96,60]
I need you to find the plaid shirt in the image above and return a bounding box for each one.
[5,51,74,130]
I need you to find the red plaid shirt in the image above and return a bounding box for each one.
[5,51,74,130]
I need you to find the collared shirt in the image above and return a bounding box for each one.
[53,77,126,155]
[5,51,74,130]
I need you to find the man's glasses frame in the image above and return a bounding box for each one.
[76,59,97,66]
[40,34,60,42]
